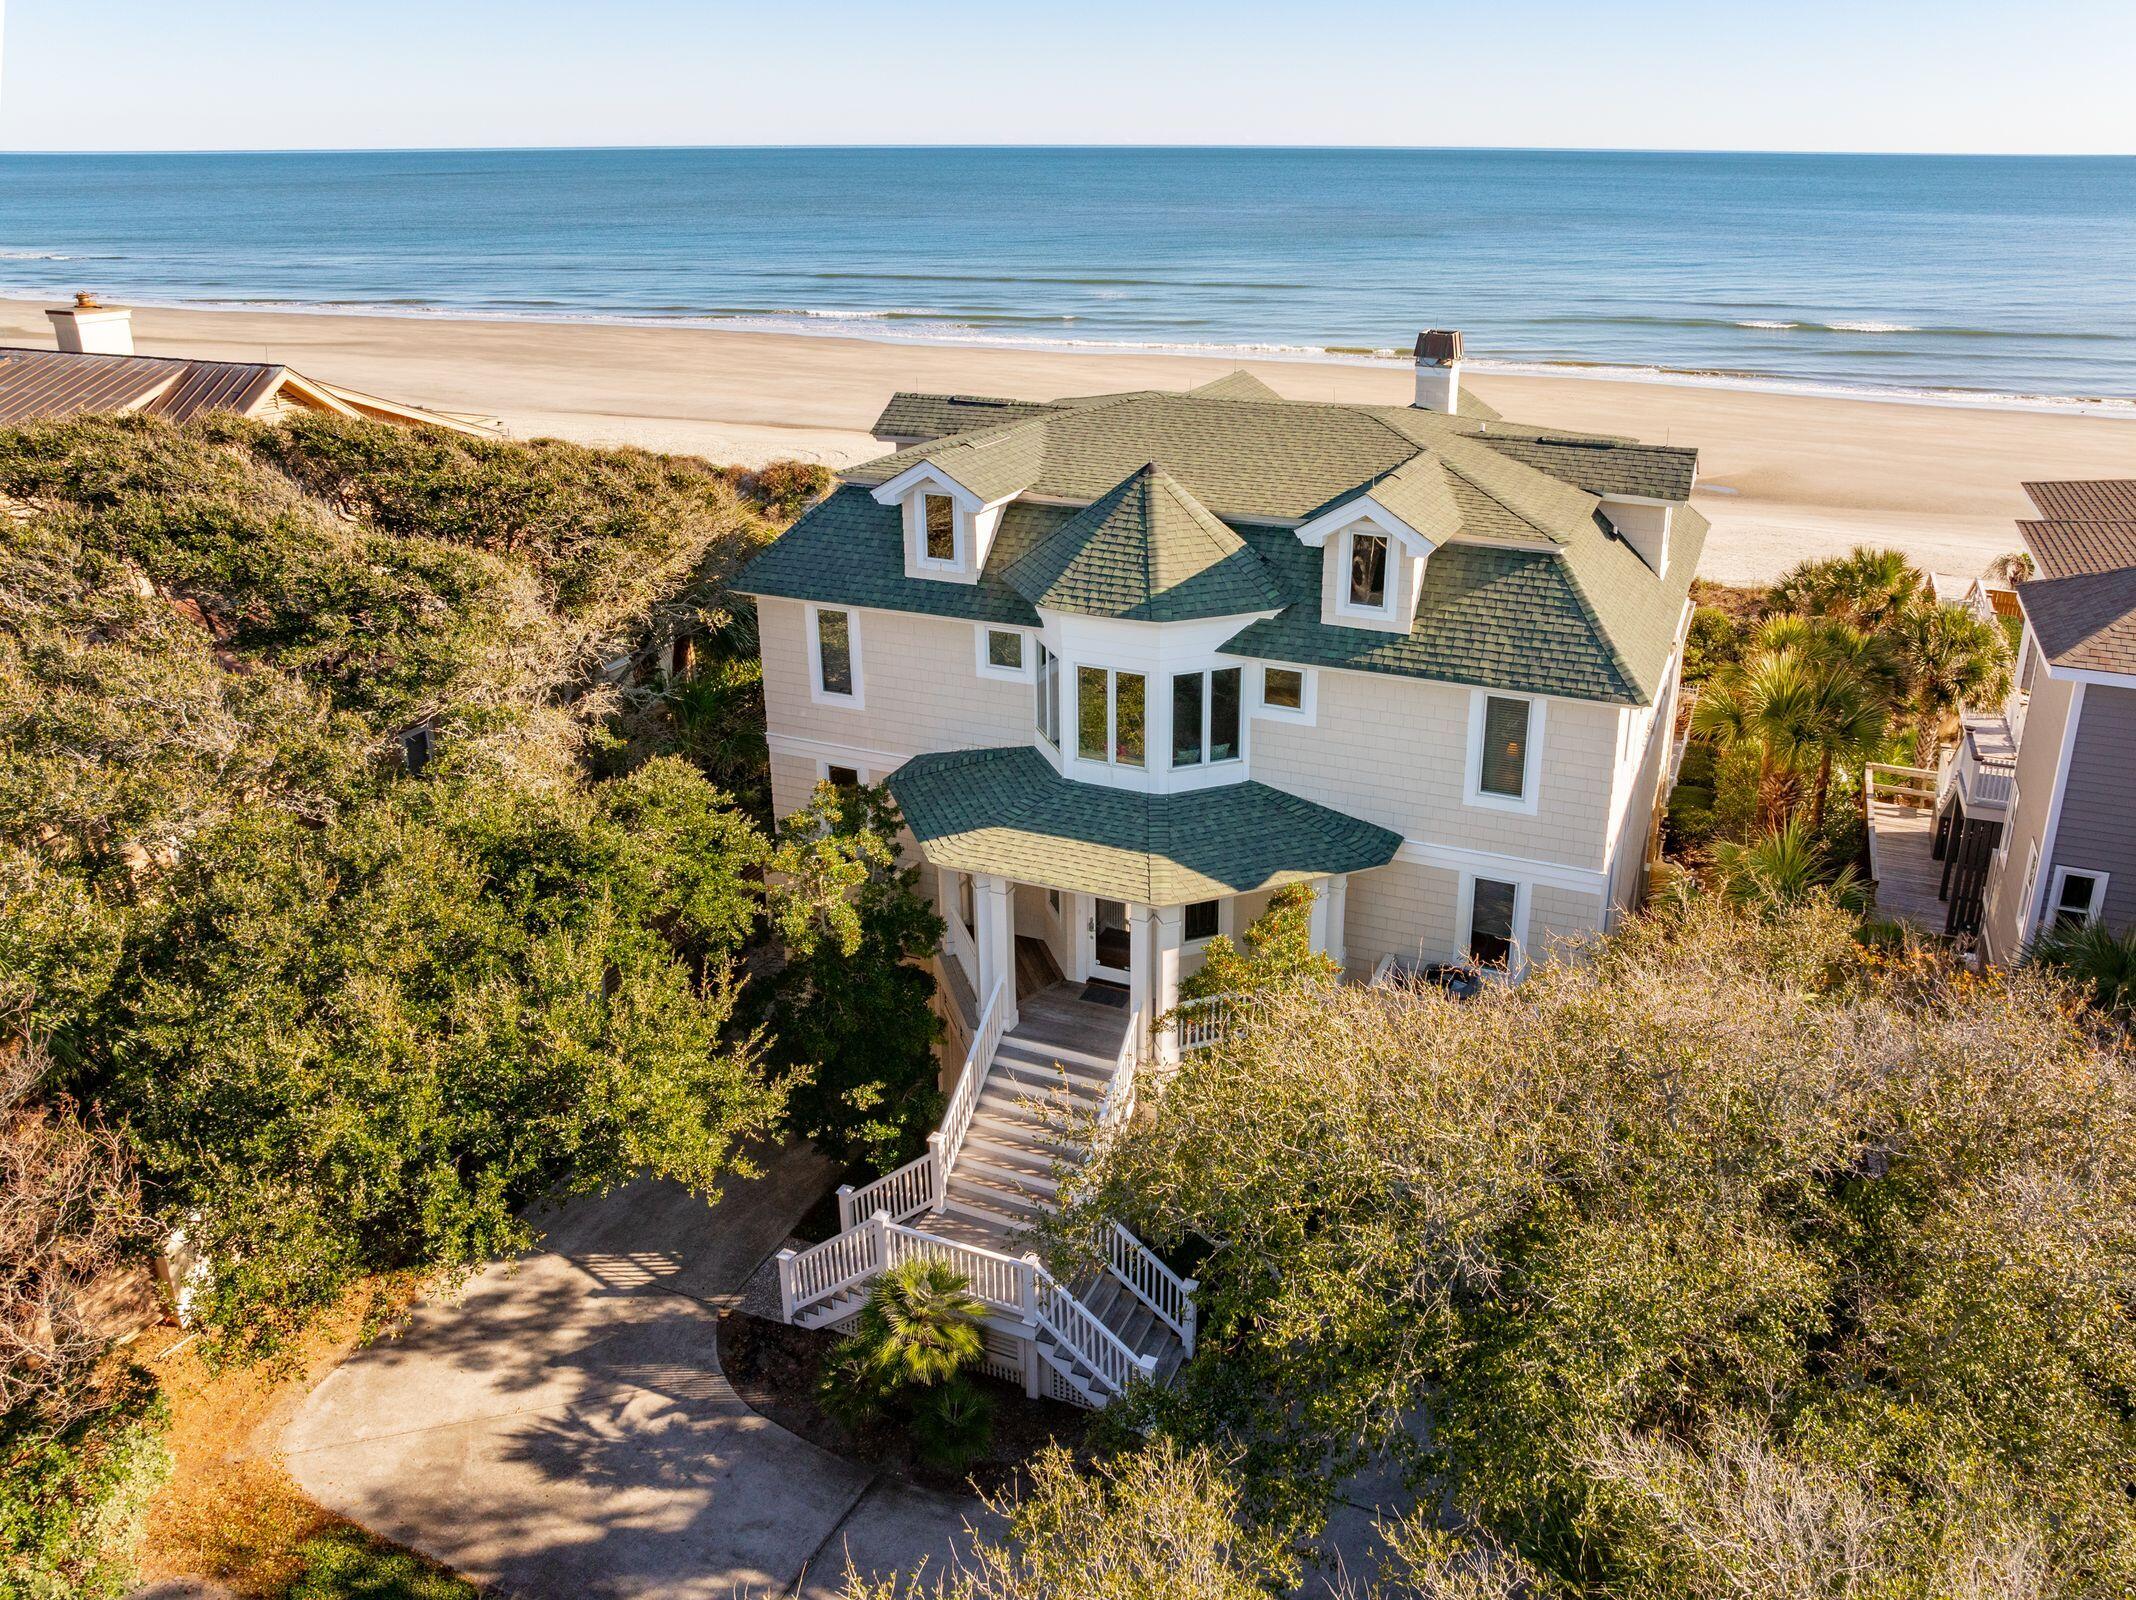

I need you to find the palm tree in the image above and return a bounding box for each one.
[1896,601,2013,764]
[1985,550,2035,586]
[1713,818,1868,913]
[1691,644,1886,831]
[1690,648,1816,830]
[855,1257,987,1389]
[1769,547,1927,632]
[2025,919,2136,1023]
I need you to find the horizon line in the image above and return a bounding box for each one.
[4,141,2135,161]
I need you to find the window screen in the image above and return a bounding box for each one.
[1479,696,1531,798]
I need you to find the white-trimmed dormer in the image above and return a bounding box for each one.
[872,460,1016,586]
[1598,495,1673,578]
[1295,463,1451,636]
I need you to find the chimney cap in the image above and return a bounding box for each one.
[1414,329,1464,364]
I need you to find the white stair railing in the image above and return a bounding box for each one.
[1029,1253,1158,1398]
[1105,1222,1198,1356]
[837,974,1009,1231]
[1174,991,1262,1054]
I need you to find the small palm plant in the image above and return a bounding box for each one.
[2026,918,2136,1024]
[1713,818,1867,913]
[816,1257,995,1470]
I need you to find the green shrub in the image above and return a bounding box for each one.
[0,1377,169,1600]
[818,1259,993,1471]
[286,1527,478,1599]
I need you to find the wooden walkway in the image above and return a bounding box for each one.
[1013,981,1134,1061]
[1866,795,1948,931]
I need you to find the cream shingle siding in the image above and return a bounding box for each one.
[1252,668,1618,869]
[1981,673,2076,962]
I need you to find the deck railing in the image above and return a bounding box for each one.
[1866,762,1940,809]
[1174,991,1260,1054]
[838,974,1009,1231]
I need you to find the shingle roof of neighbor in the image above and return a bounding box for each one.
[1005,463,1285,622]
[740,376,1705,705]
[888,745,1403,904]
[2015,481,2136,679]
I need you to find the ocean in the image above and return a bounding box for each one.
[1,146,2133,408]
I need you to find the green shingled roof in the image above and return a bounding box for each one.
[1005,463,1285,622]
[740,375,1707,706]
[889,746,1402,904]
[873,392,1063,441]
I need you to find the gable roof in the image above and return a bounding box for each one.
[0,345,499,435]
[883,416,1048,504]
[873,391,1063,442]
[1004,463,1284,622]
[1186,370,1285,402]
[2014,487,2136,679]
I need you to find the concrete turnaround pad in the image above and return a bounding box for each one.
[282,1144,991,1597]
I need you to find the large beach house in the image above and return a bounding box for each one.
[1870,480,2136,955]
[742,336,1705,1405]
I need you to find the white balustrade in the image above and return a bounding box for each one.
[1175,991,1260,1054]
[1105,1222,1198,1356]
[1032,1264,1157,1397]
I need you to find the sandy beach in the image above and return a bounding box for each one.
[6,297,2131,585]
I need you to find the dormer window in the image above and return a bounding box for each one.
[1348,532,1389,611]
[922,494,957,565]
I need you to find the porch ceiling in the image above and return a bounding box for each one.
[887,745,1402,905]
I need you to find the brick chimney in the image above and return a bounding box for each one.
[47,292,134,356]
[1413,329,1462,414]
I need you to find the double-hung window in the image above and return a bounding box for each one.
[1034,641,1062,747]
[1077,666,1146,767]
[809,605,859,704]
[1171,666,1243,768]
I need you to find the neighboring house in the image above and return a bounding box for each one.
[1976,481,2136,960]
[1872,480,2136,951]
[743,335,1704,1405]
[0,296,500,436]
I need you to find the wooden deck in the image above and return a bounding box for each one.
[1866,794,1949,931]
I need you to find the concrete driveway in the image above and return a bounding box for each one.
[282,1143,990,1598]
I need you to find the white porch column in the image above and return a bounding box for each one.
[1324,873,1349,972]
[1152,904,1186,1065]
[974,872,1018,1029]
[1128,903,1156,1063]
[1307,875,1333,956]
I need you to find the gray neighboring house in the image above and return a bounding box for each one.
[1972,480,2136,961]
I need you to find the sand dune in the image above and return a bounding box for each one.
[6,297,2131,585]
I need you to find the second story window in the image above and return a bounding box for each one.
[1171,667,1242,767]
[1467,690,1541,811]
[1348,532,1389,610]
[1078,666,1145,768]
[1034,641,1061,747]
[809,605,860,704]
[923,493,957,564]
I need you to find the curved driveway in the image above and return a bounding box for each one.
[282,1144,989,1597]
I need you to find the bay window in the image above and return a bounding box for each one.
[1077,666,1146,767]
[1171,666,1242,767]
[1034,641,1061,746]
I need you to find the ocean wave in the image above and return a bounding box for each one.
[0,249,69,261]
[1825,319,1918,333]
[1737,319,1798,330]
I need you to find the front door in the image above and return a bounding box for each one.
[1087,897,1132,984]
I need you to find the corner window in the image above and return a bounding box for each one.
[1170,667,1242,768]
[1468,877,1519,967]
[1348,532,1389,610]
[922,493,957,564]
[1264,667,1303,711]
[1034,641,1061,747]
[1466,690,1541,812]
[1078,666,1145,768]
[1184,900,1220,942]
[809,605,859,704]
[2049,868,2108,930]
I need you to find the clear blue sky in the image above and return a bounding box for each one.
[4,0,2133,155]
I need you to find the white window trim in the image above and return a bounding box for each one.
[2045,865,2110,930]
[805,602,863,708]
[814,757,871,786]
[1074,663,1149,771]
[916,491,964,572]
[1334,529,1398,622]
[1253,663,1317,725]
[1463,689,1545,816]
[974,623,1034,682]
[1168,664,1249,772]
[1454,870,1532,976]
[1181,896,1232,950]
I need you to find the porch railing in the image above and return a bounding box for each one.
[1106,1221,1198,1356]
[777,1212,1157,1402]
[837,974,1009,1231]
[1866,762,1939,809]
[1174,991,1259,1054]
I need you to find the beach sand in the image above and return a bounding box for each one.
[6,297,2131,585]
